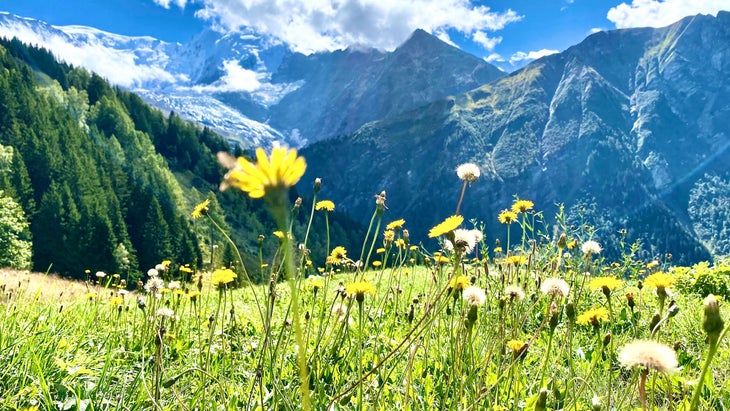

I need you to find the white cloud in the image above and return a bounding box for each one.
[509,49,559,65]
[153,0,188,9]
[434,30,458,48]
[472,31,502,50]
[607,0,729,28]
[485,53,505,63]
[186,0,522,54]
[0,20,180,88]
[588,27,605,34]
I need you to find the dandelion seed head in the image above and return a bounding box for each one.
[541,277,570,298]
[581,240,602,256]
[618,340,678,373]
[505,285,525,301]
[456,163,480,182]
[463,285,486,306]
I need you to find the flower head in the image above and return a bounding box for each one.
[618,340,678,373]
[581,240,602,256]
[192,199,210,219]
[456,163,480,183]
[156,308,176,319]
[643,272,675,289]
[327,246,348,265]
[540,277,570,298]
[463,285,486,306]
[144,277,165,295]
[315,200,335,211]
[452,229,479,254]
[498,210,518,224]
[589,276,622,298]
[386,219,406,230]
[218,147,306,198]
[504,255,527,265]
[505,285,526,301]
[576,307,609,327]
[448,275,470,292]
[428,215,464,238]
[211,268,237,287]
[345,281,376,302]
[511,199,534,214]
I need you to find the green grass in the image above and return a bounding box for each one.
[1,199,729,411]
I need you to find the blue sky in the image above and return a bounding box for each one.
[2,0,728,71]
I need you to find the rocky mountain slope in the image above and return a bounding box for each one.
[301,12,730,264]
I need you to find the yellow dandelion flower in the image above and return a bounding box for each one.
[588,276,623,292]
[576,307,609,326]
[109,296,123,306]
[372,261,383,267]
[328,246,347,265]
[187,291,201,300]
[448,275,470,292]
[376,247,386,254]
[506,339,526,352]
[498,210,518,224]
[211,268,237,287]
[395,239,406,249]
[428,215,464,238]
[315,200,335,211]
[643,272,675,289]
[191,199,210,219]
[383,230,395,242]
[273,231,285,240]
[345,281,376,302]
[219,147,306,198]
[434,255,451,265]
[511,199,534,214]
[409,245,419,251]
[386,219,405,230]
[179,265,193,273]
[504,255,527,265]
[307,276,324,291]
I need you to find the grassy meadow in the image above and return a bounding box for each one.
[1,149,729,411]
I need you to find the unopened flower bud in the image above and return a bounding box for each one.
[313,178,322,193]
[703,294,724,341]
[535,388,548,411]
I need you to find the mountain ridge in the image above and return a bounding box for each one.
[301,12,730,265]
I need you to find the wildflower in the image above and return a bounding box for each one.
[383,230,395,243]
[504,255,527,265]
[581,240,602,256]
[456,163,480,183]
[618,340,678,373]
[144,277,165,294]
[95,271,106,279]
[394,239,406,249]
[211,268,237,287]
[470,229,484,244]
[511,199,534,214]
[315,200,335,211]
[328,246,348,265]
[409,245,419,251]
[576,307,609,327]
[167,281,181,291]
[192,199,210,219]
[332,302,349,321]
[187,290,200,302]
[540,277,570,298]
[147,268,159,277]
[137,296,147,310]
[273,231,286,241]
[505,285,526,301]
[109,296,123,306]
[589,276,622,298]
[428,215,464,238]
[448,275,470,293]
[506,339,529,360]
[156,308,176,319]
[84,292,96,300]
[345,281,376,302]
[463,286,486,306]
[179,265,193,273]
[372,261,382,268]
[498,210,518,224]
[155,263,166,272]
[307,276,324,294]
[376,248,386,254]
[703,294,724,340]
[434,255,450,265]
[386,219,405,230]
[218,147,306,198]
[643,272,674,289]
[452,229,479,254]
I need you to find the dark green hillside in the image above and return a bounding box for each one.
[0,38,363,282]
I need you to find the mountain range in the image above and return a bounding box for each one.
[302,11,730,264]
[0,12,503,149]
[2,10,730,265]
